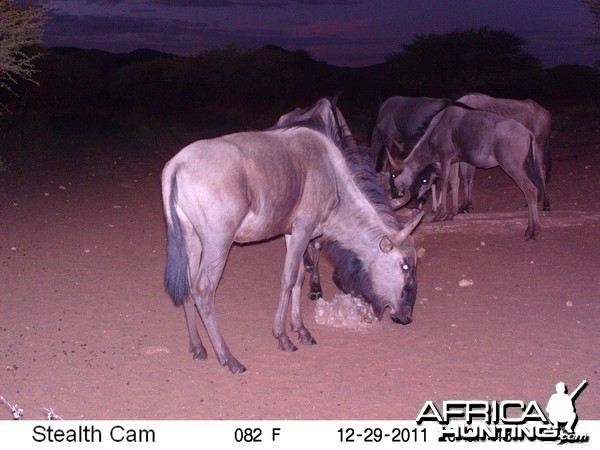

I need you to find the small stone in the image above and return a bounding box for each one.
[459,278,474,287]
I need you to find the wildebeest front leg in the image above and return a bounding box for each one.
[433,161,451,221]
[273,233,310,352]
[459,163,475,213]
[290,260,317,346]
[448,163,460,219]
[306,240,323,300]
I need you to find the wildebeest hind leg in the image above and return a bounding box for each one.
[183,297,208,360]
[192,239,246,374]
[503,169,540,241]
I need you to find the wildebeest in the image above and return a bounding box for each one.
[391,105,546,241]
[457,93,552,211]
[162,98,423,373]
[370,96,451,172]
[401,94,553,213]
[396,161,474,214]
[275,96,358,301]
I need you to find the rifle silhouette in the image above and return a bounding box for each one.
[569,379,588,401]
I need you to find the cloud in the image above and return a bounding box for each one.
[44,10,297,55]
[149,0,360,7]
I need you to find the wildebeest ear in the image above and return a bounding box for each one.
[379,235,394,253]
[394,210,425,243]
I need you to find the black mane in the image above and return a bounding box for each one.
[404,98,451,157]
[322,240,386,318]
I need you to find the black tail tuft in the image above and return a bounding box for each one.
[164,176,189,306]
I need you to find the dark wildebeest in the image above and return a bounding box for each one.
[276,96,358,301]
[162,99,423,373]
[457,93,552,211]
[391,105,546,241]
[401,94,553,213]
[394,161,474,214]
[370,96,451,172]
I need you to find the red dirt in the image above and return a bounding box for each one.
[1,119,598,420]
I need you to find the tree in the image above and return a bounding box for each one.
[0,0,46,105]
[386,27,543,98]
[583,0,600,46]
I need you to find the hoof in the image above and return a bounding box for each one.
[298,329,317,345]
[191,347,208,361]
[525,230,538,241]
[221,358,246,374]
[308,290,323,301]
[229,363,247,375]
[277,336,298,352]
[301,336,317,346]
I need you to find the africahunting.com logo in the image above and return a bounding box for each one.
[416,380,590,444]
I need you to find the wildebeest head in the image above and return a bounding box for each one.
[405,163,440,209]
[368,211,423,325]
[323,211,423,325]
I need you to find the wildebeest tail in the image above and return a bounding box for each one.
[164,173,189,306]
[525,135,546,203]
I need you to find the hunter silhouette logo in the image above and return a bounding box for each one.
[416,379,590,443]
[546,380,587,434]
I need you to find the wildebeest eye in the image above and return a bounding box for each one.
[401,262,410,271]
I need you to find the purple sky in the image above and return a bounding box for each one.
[36,0,598,67]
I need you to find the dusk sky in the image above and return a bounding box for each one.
[36,0,598,68]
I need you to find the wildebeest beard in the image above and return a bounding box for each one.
[322,239,387,319]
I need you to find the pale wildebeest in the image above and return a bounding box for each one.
[391,104,546,241]
[370,96,451,172]
[162,99,423,373]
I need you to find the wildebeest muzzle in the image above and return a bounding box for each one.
[390,305,413,325]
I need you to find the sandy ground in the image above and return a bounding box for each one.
[0,119,599,421]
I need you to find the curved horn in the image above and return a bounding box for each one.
[385,146,403,172]
[390,183,411,210]
[394,210,425,243]
[390,137,403,150]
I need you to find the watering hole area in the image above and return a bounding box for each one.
[0,118,598,422]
